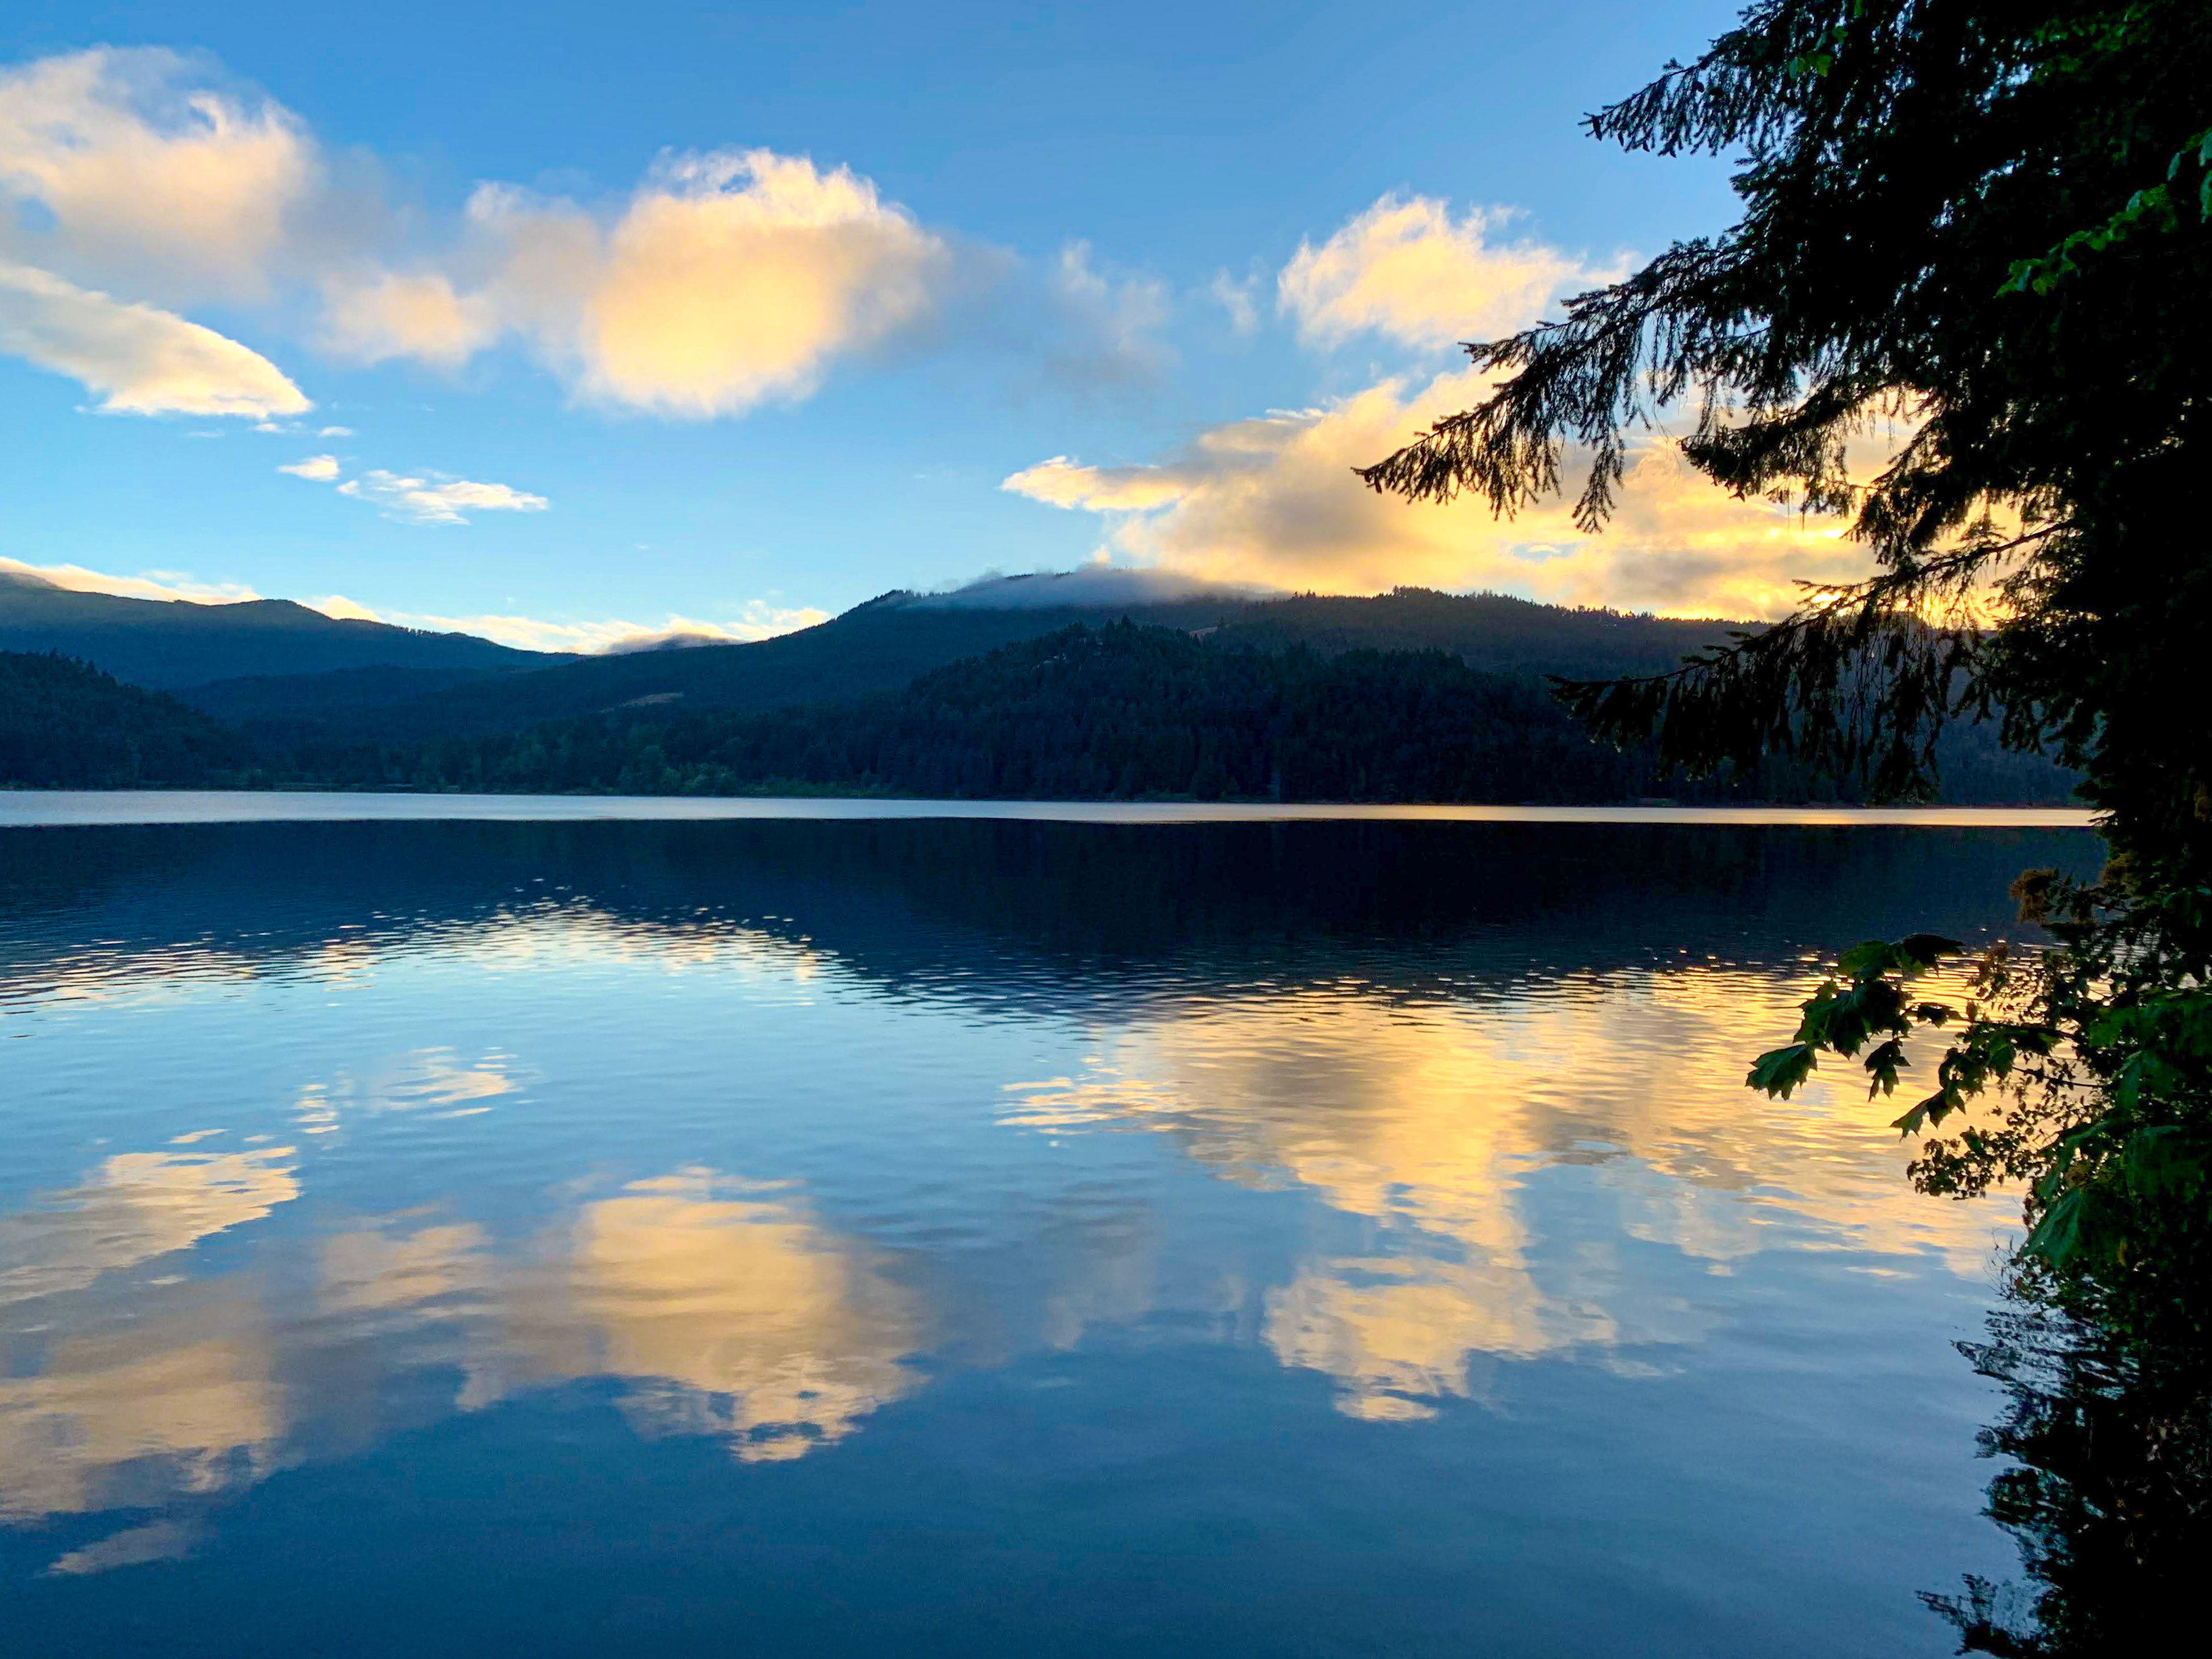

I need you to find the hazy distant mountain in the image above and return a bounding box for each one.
[0,569,563,690]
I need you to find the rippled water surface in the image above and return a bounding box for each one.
[0,818,2098,1655]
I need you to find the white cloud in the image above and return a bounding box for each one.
[278,453,339,480]
[317,424,353,436]
[304,595,827,653]
[0,554,260,603]
[1279,194,1617,351]
[322,150,952,416]
[5,553,826,652]
[334,468,549,526]
[0,258,310,417]
[1003,368,1874,620]
[0,48,316,301]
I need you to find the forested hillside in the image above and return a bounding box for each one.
[289,623,2078,804]
[0,652,251,786]
[165,584,1749,746]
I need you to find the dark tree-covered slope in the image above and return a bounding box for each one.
[1212,588,1732,677]
[301,623,2076,804]
[182,586,1750,748]
[0,652,250,786]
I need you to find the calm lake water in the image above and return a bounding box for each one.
[0,812,2100,1656]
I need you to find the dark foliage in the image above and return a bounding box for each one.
[1925,1283,2209,1656]
[1358,0,2211,869]
[1353,0,2209,1324]
[0,652,251,786]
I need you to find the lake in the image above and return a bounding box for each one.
[0,805,2099,1656]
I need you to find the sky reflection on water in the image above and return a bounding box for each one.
[0,819,2101,1656]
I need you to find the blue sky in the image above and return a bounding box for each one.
[0,2,1863,650]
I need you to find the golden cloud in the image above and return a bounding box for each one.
[320,269,497,368]
[1278,195,1617,350]
[1003,367,1875,619]
[324,150,950,417]
[0,258,310,417]
[0,48,315,302]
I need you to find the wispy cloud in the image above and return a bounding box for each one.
[277,453,338,480]
[1278,195,1619,351]
[1044,241,1171,385]
[333,469,549,526]
[1208,270,1260,337]
[0,258,309,417]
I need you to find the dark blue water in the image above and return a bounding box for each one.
[0,816,2098,1655]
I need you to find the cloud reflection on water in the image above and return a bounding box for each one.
[0,1291,283,1522]
[1000,970,2011,1418]
[483,1172,923,1463]
[0,1144,298,1306]
[0,819,2063,1577]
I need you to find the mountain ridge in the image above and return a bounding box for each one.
[0,569,566,689]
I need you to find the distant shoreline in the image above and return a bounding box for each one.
[0,789,2102,830]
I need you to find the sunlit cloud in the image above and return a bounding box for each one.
[320,268,498,368]
[323,149,952,416]
[0,47,316,302]
[0,554,262,603]
[1004,367,1871,619]
[999,454,1188,512]
[277,452,339,480]
[335,467,549,526]
[1278,194,1617,351]
[0,258,310,417]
